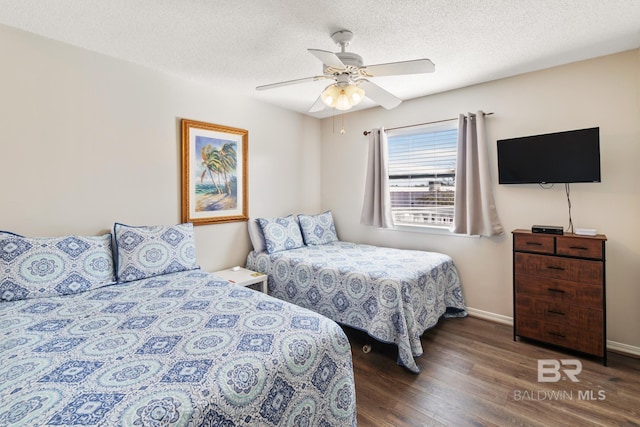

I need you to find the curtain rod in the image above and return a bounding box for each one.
[362,112,494,136]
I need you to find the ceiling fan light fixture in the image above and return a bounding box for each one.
[321,83,365,111]
[344,84,364,105]
[334,89,351,110]
[320,84,340,108]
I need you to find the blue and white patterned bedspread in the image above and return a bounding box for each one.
[0,270,357,426]
[246,241,466,374]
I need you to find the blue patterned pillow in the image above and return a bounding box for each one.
[298,211,339,245]
[0,231,116,302]
[114,223,199,282]
[257,215,305,254]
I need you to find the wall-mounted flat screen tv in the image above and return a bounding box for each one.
[497,127,601,184]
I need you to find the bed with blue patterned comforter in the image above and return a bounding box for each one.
[246,241,466,374]
[0,270,357,426]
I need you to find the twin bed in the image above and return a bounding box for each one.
[246,212,467,374]
[0,224,356,426]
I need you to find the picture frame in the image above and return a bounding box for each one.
[181,119,248,225]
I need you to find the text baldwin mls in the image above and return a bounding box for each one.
[512,389,606,401]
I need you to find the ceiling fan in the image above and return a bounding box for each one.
[256,29,435,113]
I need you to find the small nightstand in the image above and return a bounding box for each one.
[213,267,268,294]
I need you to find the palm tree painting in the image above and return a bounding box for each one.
[194,136,238,212]
[182,119,248,225]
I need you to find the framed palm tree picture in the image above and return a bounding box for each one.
[181,119,248,225]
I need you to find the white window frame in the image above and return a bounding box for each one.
[387,121,459,231]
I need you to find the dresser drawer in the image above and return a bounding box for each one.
[556,236,603,259]
[515,294,604,328]
[515,253,603,286]
[515,274,603,308]
[513,233,555,254]
[515,315,604,356]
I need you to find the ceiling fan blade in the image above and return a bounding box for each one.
[361,59,435,77]
[308,96,326,113]
[359,80,402,110]
[308,49,345,69]
[256,75,328,91]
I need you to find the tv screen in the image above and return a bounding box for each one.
[497,127,601,184]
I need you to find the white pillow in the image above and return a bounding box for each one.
[247,218,266,253]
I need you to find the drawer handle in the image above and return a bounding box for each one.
[548,331,566,338]
[569,246,589,251]
[547,310,565,316]
[525,242,543,246]
[546,266,565,271]
[547,288,565,294]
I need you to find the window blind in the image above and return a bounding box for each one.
[387,127,458,226]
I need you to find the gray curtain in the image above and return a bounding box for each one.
[453,111,504,236]
[361,127,393,228]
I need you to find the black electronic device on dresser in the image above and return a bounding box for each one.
[531,225,564,235]
[512,229,607,365]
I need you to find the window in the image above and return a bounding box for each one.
[387,122,458,227]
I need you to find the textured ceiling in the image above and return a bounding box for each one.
[1,0,639,118]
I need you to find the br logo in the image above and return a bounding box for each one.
[537,359,582,382]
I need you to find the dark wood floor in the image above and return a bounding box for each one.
[346,316,640,427]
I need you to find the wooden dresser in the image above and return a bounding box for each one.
[512,229,607,365]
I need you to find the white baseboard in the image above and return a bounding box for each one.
[607,341,640,358]
[466,306,640,358]
[466,307,513,326]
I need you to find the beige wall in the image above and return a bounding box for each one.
[321,50,640,351]
[0,24,322,272]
